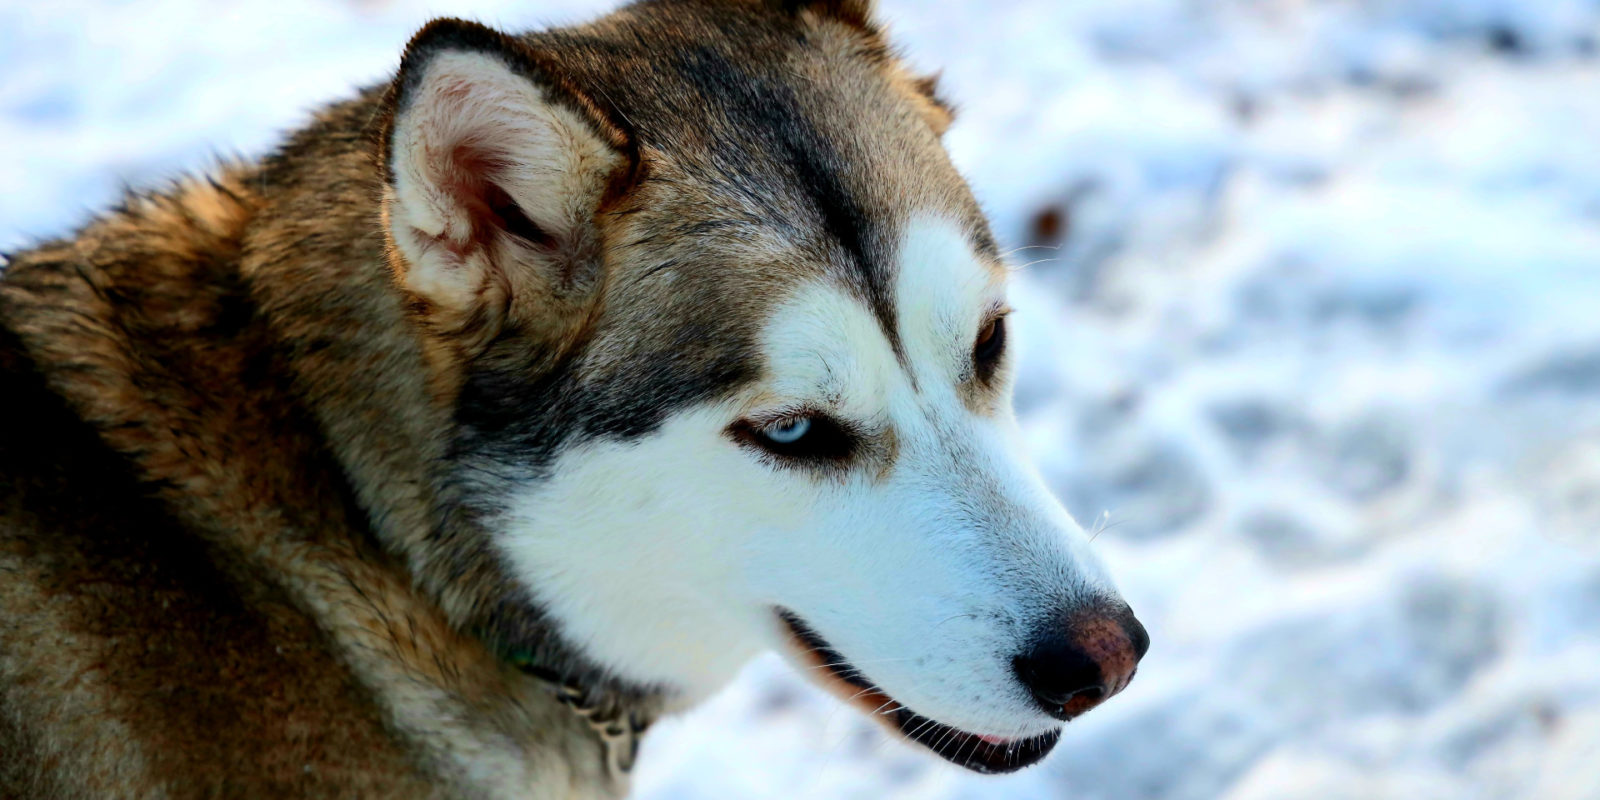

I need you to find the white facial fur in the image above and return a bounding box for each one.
[493,216,1121,736]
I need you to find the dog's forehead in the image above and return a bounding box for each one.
[759,216,1006,406]
[531,0,998,290]
[465,2,1008,461]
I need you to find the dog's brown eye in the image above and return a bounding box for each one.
[974,315,1006,378]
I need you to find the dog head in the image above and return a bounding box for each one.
[379,0,1146,773]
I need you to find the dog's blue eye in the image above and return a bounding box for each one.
[762,417,811,445]
[732,413,856,464]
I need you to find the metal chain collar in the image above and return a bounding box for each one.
[550,679,653,779]
[512,659,655,782]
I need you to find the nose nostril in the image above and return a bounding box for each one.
[1058,683,1109,718]
[1031,682,1104,708]
[1030,681,1109,719]
[1013,638,1108,720]
[1017,608,1150,720]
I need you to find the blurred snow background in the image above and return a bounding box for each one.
[5,0,1600,798]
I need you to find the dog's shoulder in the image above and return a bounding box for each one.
[0,146,451,798]
[0,327,439,798]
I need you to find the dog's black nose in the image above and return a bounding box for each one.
[1013,604,1148,720]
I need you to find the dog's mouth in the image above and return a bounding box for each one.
[775,609,1060,774]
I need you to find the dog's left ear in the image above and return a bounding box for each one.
[379,18,634,332]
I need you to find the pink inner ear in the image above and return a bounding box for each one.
[438,142,556,258]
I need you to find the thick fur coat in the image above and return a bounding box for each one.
[0,1,1145,797]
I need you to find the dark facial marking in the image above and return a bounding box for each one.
[452,316,756,483]
[667,44,907,364]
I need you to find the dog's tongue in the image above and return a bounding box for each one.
[975,734,1010,745]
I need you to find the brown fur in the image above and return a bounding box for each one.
[0,1,991,796]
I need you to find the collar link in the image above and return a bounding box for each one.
[509,654,655,780]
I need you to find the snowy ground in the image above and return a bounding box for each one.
[5,1,1600,798]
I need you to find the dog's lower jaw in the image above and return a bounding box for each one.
[774,610,1064,774]
[467,580,751,712]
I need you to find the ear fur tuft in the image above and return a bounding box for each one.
[781,0,878,31]
[910,71,956,135]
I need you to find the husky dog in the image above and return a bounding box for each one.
[0,1,1147,797]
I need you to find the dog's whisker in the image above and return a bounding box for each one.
[1089,510,1130,543]
[868,697,901,717]
[999,243,1062,259]
[1010,256,1061,272]
[802,655,916,672]
[931,613,977,630]
[902,716,937,740]
[929,723,963,759]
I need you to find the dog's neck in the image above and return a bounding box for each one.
[508,656,660,777]
[245,90,672,767]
